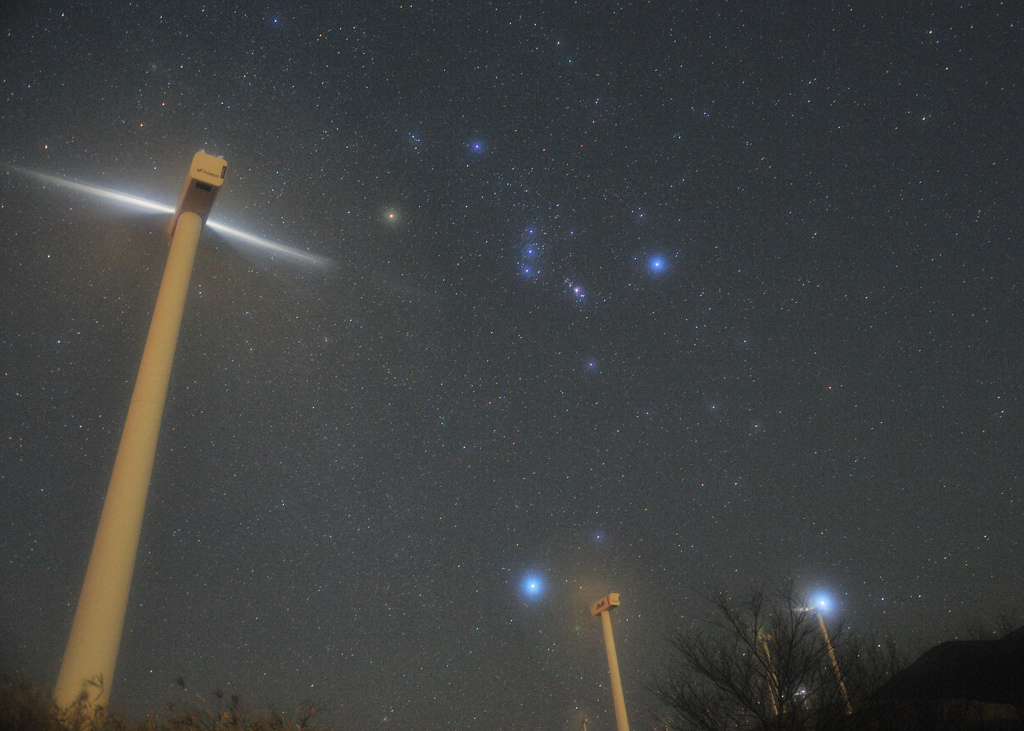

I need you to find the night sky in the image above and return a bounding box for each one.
[1,3,1022,729]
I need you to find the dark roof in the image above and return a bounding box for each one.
[876,627,1024,705]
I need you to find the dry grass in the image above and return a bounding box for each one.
[0,674,324,731]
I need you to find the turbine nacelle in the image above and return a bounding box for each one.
[169,151,227,236]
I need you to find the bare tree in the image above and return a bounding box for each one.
[651,584,897,731]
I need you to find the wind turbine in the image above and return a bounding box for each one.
[805,596,853,715]
[591,592,630,731]
[20,152,318,713]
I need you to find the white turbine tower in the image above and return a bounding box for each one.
[52,152,228,712]
[591,592,630,731]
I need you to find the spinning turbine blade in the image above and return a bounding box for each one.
[205,220,331,268]
[10,166,175,214]
[5,165,330,268]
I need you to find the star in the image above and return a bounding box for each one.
[517,226,543,279]
[382,206,401,226]
[522,574,544,599]
[565,279,586,302]
[809,593,835,613]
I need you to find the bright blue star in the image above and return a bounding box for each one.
[522,574,544,599]
[809,592,834,613]
[635,251,675,277]
[468,138,487,154]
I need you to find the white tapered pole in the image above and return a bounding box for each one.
[591,593,629,731]
[54,211,204,710]
[816,612,853,715]
[601,610,630,731]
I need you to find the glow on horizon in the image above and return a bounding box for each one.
[7,165,331,268]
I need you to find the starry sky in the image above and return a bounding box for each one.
[1,3,1022,729]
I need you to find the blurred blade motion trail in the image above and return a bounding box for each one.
[5,164,332,268]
